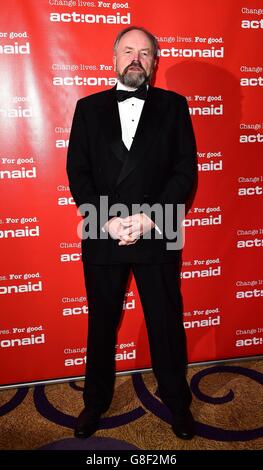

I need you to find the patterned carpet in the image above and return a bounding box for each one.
[0,359,263,451]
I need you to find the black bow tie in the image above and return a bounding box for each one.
[116,84,147,102]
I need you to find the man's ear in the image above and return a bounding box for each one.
[113,56,116,71]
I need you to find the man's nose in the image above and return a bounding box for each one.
[132,51,140,62]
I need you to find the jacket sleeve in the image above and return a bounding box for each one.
[159,96,197,206]
[145,96,197,233]
[66,100,116,238]
[66,100,99,209]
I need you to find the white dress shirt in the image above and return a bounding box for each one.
[103,81,162,235]
[117,80,146,151]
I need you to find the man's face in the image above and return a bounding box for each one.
[113,29,156,88]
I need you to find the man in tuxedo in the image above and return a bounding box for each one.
[67,26,197,440]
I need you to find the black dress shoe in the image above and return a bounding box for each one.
[74,407,102,438]
[171,409,195,440]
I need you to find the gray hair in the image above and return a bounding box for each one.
[113,26,159,58]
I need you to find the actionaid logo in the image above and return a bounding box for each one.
[0,334,45,348]
[241,19,263,29]
[50,11,131,24]
[0,281,42,295]
[0,167,36,179]
[0,41,30,54]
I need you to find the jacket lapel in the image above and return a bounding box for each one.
[98,85,167,189]
[115,86,166,187]
[98,86,124,162]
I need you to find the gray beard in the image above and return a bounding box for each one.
[118,70,148,88]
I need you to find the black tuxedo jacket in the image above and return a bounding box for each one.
[67,85,197,264]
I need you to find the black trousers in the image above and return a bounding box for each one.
[82,262,192,416]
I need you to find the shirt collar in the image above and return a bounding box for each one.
[116,80,149,92]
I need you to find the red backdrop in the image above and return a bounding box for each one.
[0,0,262,387]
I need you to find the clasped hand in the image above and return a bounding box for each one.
[103,213,154,246]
